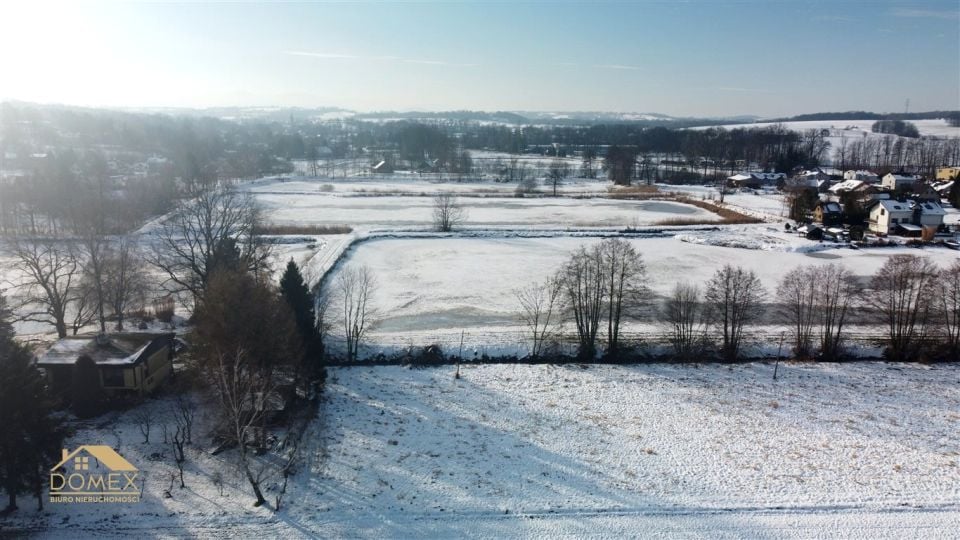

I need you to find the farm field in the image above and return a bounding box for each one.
[4,362,958,538]
[691,118,960,139]
[245,180,712,229]
[325,234,960,356]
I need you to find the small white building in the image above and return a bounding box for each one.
[843,170,879,183]
[868,200,913,235]
[881,173,919,191]
[828,179,864,194]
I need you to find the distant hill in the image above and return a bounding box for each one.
[769,110,959,122]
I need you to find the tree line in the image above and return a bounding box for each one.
[517,241,960,363]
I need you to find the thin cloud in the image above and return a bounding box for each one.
[594,64,642,71]
[890,8,959,20]
[284,50,477,67]
[713,86,774,94]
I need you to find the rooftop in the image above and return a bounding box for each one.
[36,333,171,366]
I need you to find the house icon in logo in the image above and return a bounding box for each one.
[50,446,140,502]
[52,446,138,473]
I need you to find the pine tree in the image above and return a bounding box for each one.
[0,293,65,512]
[280,259,317,355]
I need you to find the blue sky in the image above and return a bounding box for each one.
[1,1,958,117]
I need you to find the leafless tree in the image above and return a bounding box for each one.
[777,266,818,359]
[432,193,466,232]
[547,159,571,197]
[9,239,81,338]
[866,255,938,361]
[211,349,274,506]
[80,233,109,333]
[704,265,766,362]
[662,282,707,360]
[816,264,860,361]
[172,395,196,445]
[315,292,332,355]
[133,407,153,444]
[599,239,646,355]
[335,265,377,362]
[515,275,563,358]
[938,261,960,357]
[560,245,605,359]
[149,189,271,303]
[172,425,186,489]
[69,278,99,335]
[103,238,148,331]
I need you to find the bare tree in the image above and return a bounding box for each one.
[149,189,271,303]
[315,292,332,357]
[172,395,196,445]
[80,233,109,333]
[432,193,466,232]
[704,265,766,362]
[560,245,605,359]
[866,255,938,361]
[547,159,571,197]
[515,275,563,359]
[599,238,646,355]
[103,238,148,331]
[938,261,960,357]
[816,264,860,361]
[662,282,706,360]
[335,265,377,362]
[172,425,186,489]
[133,408,153,443]
[777,266,818,359]
[211,349,274,506]
[9,239,81,338]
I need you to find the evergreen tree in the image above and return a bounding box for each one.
[279,260,320,370]
[0,293,65,512]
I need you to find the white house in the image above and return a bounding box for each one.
[881,173,919,191]
[868,200,913,235]
[843,170,879,183]
[727,172,786,188]
[868,199,946,235]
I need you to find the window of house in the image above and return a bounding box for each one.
[880,208,886,215]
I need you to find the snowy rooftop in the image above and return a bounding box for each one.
[36,334,169,366]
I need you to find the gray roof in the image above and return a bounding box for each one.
[36,334,171,366]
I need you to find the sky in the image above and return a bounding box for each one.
[1,1,958,118]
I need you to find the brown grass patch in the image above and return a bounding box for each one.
[255,224,353,235]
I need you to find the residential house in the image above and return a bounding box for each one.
[37,333,175,399]
[868,199,914,235]
[813,200,844,226]
[881,173,920,191]
[843,170,879,183]
[727,172,786,189]
[867,199,946,236]
[936,166,960,181]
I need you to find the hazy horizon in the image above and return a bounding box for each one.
[2,1,958,117]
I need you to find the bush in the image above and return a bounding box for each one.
[153,297,176,324]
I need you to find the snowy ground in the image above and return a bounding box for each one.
[244,179,711,230]
[326,233,960,356]
[5,363,957,538]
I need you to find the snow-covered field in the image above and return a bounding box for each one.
[246,180,717,229]
[326,234,960,355]
[5,363,958,538]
